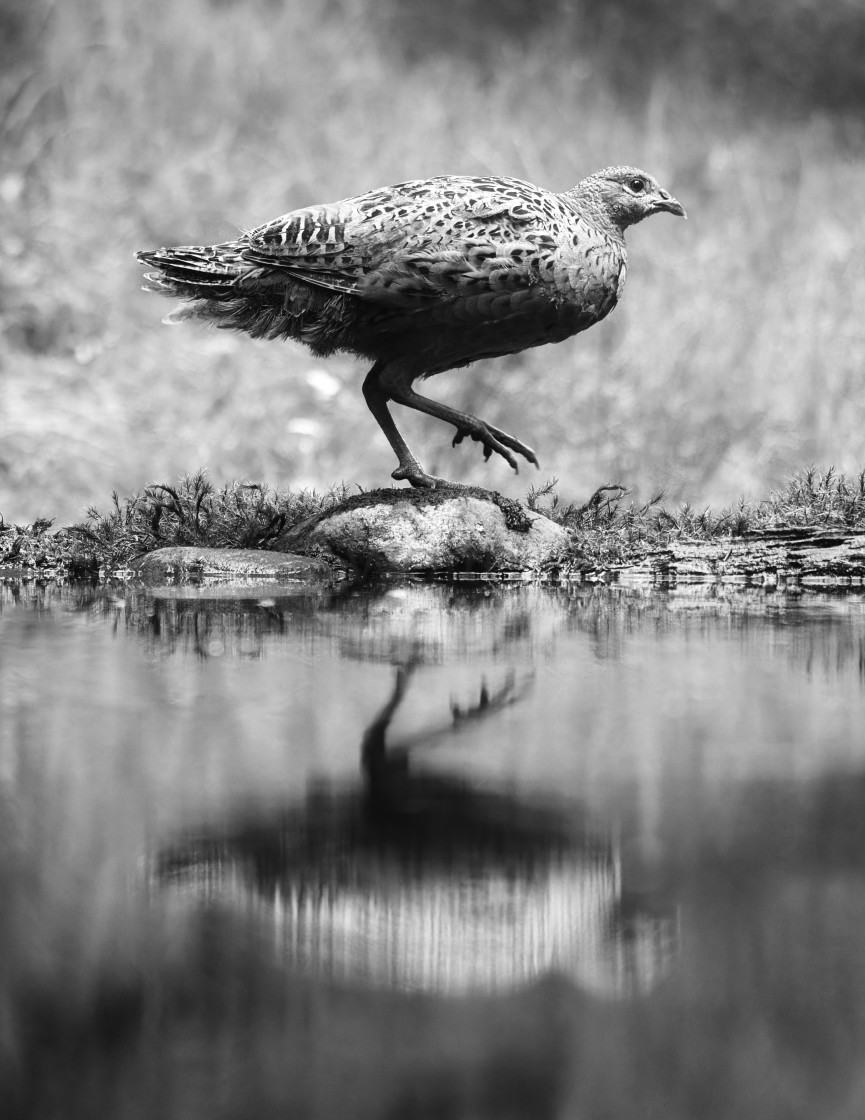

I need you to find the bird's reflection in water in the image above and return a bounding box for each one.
[155,665,678,998]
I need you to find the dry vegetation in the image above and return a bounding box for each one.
[1,0,864,524]
[3,465,863,576]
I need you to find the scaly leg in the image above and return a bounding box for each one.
[380,376,540,473]
[362,363,463,489]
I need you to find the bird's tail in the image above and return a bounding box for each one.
[136,242,255,326]
[136,243,248,299]
[136,239,339,343]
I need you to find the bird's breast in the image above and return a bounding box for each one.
[551,232,625,311]
[351,282,600,374]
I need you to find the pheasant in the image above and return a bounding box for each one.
[137,167,685,488]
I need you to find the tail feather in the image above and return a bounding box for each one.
[135,244,247,295]
[162,303,214,325]
[136,239,353,351]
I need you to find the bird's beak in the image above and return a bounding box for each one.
[653,191,687,218]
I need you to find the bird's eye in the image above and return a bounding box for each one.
[628,177,646,193]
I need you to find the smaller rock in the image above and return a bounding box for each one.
[134,547,330,582]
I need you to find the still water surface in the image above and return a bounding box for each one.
[1,579,864,1118]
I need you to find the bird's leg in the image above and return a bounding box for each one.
[362,364,459,489]
[382,379,540,474]
[360,662,414,774]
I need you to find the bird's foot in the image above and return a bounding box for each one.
[391,464,467,490]
[451,420,540,472]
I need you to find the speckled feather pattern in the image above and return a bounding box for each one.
[137,172,641,363]
[137,166,684,485]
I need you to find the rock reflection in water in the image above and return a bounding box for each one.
[156,664,678,997]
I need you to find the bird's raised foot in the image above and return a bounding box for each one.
[451,419,540,472]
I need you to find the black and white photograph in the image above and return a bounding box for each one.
[2,1,865,1117]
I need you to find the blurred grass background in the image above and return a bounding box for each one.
[1,0,863,524]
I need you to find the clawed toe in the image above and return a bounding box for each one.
[391,464,465,490]
[451,421,536,473]
[391,464,437,488]
[485,423,540,468]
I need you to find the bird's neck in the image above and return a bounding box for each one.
[560,183,628,241]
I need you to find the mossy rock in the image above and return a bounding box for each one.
[277,487,568,574]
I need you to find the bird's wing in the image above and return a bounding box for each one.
[239,177,557,304]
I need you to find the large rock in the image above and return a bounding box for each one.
[276,487,568,573]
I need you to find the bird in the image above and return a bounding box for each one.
[137,167,685,489]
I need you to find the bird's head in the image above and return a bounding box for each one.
[579,166,687,231]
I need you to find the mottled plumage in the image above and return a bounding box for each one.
[137,166,685,488]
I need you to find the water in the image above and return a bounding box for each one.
[2,579,865,1119]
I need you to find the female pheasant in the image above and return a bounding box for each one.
[137,167,685,488]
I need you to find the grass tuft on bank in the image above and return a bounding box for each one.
[534,466,865,571]
[524,466,865,570]
[2,467,864,577]
[1,472,355,575]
